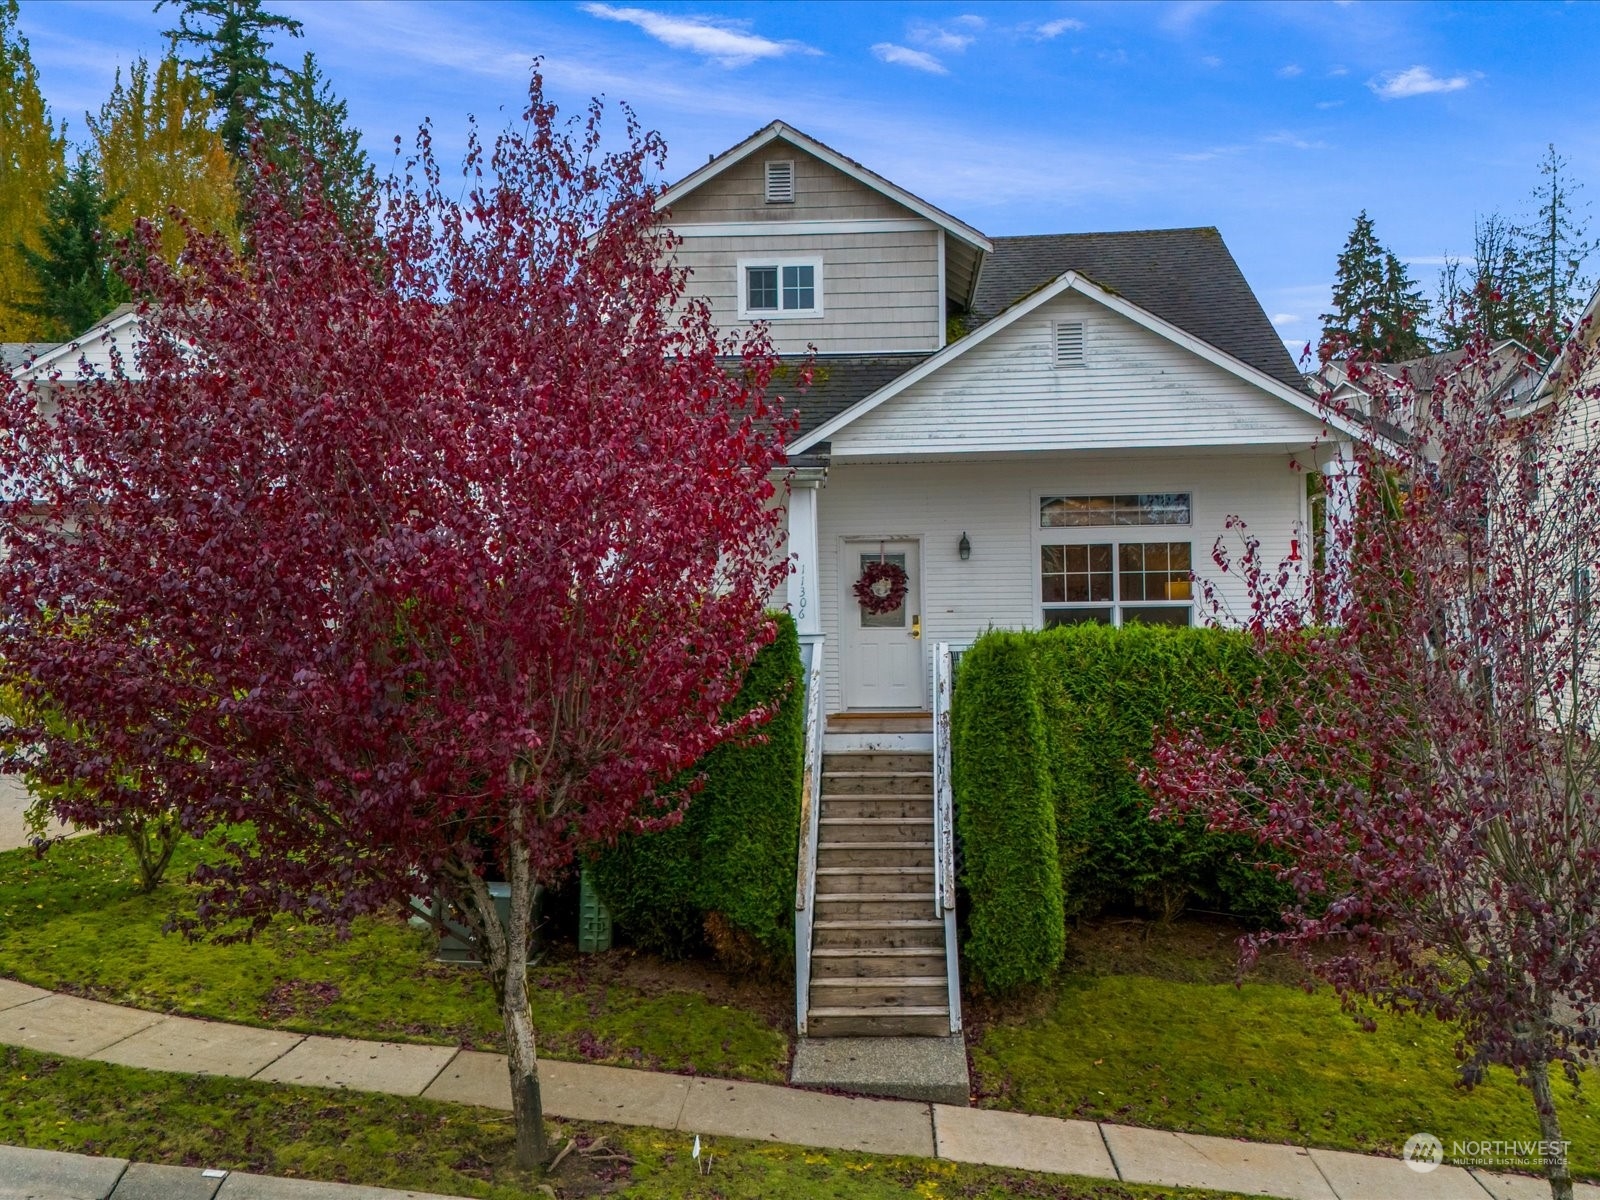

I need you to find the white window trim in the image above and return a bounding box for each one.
[1033,488,1199,628]
[737,256,824,321]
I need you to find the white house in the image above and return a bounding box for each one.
[659,122,1371,720]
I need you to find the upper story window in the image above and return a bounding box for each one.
[738,257,823,320]
[764,160,795,204]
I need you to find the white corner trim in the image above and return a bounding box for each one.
[669,218,936,238]
[736,256,824,322]
[789,271,1386,455]
[655,121,992,255]
[937,229,948,349]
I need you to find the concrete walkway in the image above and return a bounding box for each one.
[0,1143,463,1199]
[0,978,1592,1200]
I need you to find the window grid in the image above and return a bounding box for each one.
[1041,493,1192,528]
[746,266,778,311]
[1041,540,1193,628]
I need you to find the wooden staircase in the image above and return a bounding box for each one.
[807,749,951,1037]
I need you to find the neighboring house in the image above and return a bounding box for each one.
[6,303,144,389]
[1306,339,1543,463]
[659,121,1371,718]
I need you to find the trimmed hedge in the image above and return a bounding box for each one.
[953,623,1293,992]
[591,614,804,967]
[951,632,1065,994]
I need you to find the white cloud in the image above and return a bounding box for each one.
[1327,65,1349,77]
[1262,131,1326,150]
[1033,17,1086,40]
[1200,54,1222,68]
[872,42,948,74]
[1160,0,1220,35]
[1315,99,1345,110]
[580,4,817,68]
[908,16,984,53]
[1271,313,1300,327]
[1276,63,1303,78]
[1369,65,1472,99]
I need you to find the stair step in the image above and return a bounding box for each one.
[821,799,934,820]
[813,946,942,956]
[813,918,945,949]
[824,752,934,773]
[812,975,947,988]
[816,866,933,875]
[807,1011,953,1038]
[815,869,933,895]
[812,950,946,978]
[814,892,932,903]
[808,1005,949,1018]
[817,846,933,869]
[819,844,934,857]
[824,774,933,796]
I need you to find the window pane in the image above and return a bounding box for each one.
[1041,493,1191,528]
[747,267,778,310]
[1041,545,1064,573]
[1118,541,1192,604]
[782,264,815,310]
[1123,605,1191,627]
[1044,607,1113,627]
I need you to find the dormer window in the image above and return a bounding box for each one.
[738,257,823,319]
[764,160,795,204]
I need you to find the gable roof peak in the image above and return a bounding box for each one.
[657,120,991,254]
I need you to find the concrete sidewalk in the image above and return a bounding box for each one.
[0,978,1592,1200]
[0,1144,463,1200]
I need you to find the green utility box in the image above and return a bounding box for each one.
[578,864,612,953]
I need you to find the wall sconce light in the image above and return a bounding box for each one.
[958,532,971,561]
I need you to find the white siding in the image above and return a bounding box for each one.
[829,292,1329,456]
[674,230,941,355]
[809,451,1309,714]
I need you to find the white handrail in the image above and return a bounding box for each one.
[932,642,963,1034]
[793,633,825,1037]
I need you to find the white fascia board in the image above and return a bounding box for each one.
[791,271,1385,455]
[670,218,935,238]
[655,121,992,256]
[10,307,144,383]
[1526,287,1600,411]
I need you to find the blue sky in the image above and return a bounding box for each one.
[17,1,1600,355]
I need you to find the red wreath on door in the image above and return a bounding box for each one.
[853,559,908,615]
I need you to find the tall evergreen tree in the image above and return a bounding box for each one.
[1435,212,1537,351]
[16,151,126,339]
[158,0,302,161]
[0,0,66,341]
[90,55,239,263]
[1516,144,1597,349]
[261,52,372,236]
[1321,211,1431,362]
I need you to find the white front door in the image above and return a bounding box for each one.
[841,539,925,710]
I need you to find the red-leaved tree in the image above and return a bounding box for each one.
[0,80,790,1167]
[1146,329,1600,1200]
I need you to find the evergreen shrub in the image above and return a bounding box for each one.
[953,623,1293,991]
[592,614,804,967]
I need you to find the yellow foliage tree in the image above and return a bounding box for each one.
[0,0,66,340]
[90,55,238,263]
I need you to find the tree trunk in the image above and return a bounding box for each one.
[464,800,546,1171]
[1528,1059,1573,1200]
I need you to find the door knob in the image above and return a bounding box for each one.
[910,614,922,639]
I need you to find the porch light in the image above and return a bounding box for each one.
[958,532,971,561]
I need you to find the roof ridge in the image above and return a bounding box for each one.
[992,226,1221,241]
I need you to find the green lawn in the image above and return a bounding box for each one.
[1,1045,1249,1200]
[0,835,790,1083]
[970,921,1599,1180]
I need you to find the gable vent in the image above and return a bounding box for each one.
[765,160,795,204]
[1054,320,1086,368]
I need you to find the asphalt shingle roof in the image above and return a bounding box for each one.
[970,228,1306,391]
[766,353,932,460]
